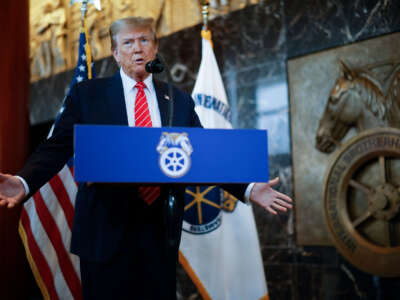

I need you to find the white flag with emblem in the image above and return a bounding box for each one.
[179,31,269,300]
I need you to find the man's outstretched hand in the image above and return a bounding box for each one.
[250,177,293,215]
[0,174,25,209]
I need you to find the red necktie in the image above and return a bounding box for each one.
[135,81,160,205]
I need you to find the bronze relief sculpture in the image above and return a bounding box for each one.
[315,61,400,277]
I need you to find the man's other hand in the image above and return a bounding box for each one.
[250,177,293,215]
[0,174,25,208]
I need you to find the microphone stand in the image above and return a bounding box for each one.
[161,55,178,300]
[147,54,178,300]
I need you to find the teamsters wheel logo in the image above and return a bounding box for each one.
[157,132,193,178]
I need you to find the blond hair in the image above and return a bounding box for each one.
[109,17,157,51]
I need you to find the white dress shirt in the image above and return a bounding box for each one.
[120,69,161,127]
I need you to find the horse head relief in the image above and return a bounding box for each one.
[315,60,400,153]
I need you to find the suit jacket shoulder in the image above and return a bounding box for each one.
[153,79,202,128]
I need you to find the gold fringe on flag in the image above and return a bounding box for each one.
[201,29,213,48]
[178,251,212,300]
[19,222,51,300]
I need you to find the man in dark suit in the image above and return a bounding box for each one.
[0,17,292,299]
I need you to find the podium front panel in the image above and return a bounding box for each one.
[74,125,268,184]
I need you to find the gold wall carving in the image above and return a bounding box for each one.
[30,0,259,82]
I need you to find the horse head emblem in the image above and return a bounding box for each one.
[315,60,400,153]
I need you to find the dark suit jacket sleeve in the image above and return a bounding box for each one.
[17,85,82,196]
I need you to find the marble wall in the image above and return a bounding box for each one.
[29,0,400,299]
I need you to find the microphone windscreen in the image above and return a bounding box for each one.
[145,58,164,74]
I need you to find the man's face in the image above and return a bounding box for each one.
[112,26,158,82]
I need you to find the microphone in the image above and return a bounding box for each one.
[145,54,174,127]
[145,57,164,74]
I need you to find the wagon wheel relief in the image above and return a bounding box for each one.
[349,154,400,244]
[323,128,400,277]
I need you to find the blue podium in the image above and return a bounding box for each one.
[74,125,269,183]
[74,124,269,298]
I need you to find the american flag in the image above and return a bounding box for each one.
[19,30,94,300]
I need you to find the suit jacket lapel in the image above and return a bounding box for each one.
[153,79,169,126]
[105,75,170,126]
[105,72,128,125]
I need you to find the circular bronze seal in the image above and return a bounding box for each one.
[323,128,400,277]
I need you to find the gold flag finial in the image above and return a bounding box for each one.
[70,0,102,22]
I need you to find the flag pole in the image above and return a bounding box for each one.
[200,1,213,47]
[70,0,98,79]
[80,0,93,79]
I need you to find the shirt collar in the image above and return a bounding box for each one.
[120,68,154,92]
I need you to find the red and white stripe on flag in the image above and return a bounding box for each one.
[19,165,82,300]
